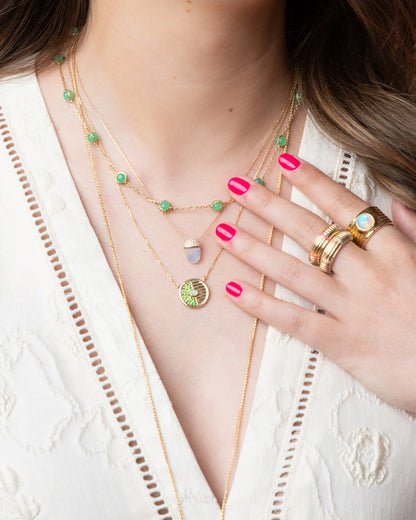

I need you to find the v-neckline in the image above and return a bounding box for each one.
[16,71,313,519]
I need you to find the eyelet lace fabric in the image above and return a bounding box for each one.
[0,75,416,520]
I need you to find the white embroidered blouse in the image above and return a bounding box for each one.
[0,73,415,520]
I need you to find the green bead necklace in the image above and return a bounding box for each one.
[56,30,301,272]
[58,45,293,216]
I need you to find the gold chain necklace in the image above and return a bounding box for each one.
[58,41,298,308]
[73,55,293,265]
[73,54,293,211]
[73,51,292,215]
[54,34,299,519]
[80,117,294,520]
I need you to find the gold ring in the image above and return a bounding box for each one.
[309,223,341,266]
[347,206,393,249]
[320,230,354,274]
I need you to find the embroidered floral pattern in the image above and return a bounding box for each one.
[0,374,15,427]
[0,97,174,518]
[341,427,390,487]
[79,408,133,468]
[0,329,79,453]
[0,466,40,520]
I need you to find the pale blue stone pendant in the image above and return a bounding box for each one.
[184,239,201,264]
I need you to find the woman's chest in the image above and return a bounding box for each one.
[71,168,279,504]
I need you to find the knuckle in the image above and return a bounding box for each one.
[286,308,306,335]
[298,213,323,240]
[334,190,359,213]
[280,259,304,286]
[307,167,324,188]
[250,290,265,315]
[255,186,275,211]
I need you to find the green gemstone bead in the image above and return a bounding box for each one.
[295,92,303,103]
[87,132,99,144]
[159,200,171,212]
[72,27,79,37]
[211,200,223,212]
[54,53,65,65]
[63,90,74,101]
[116,172,127,184]
[254,177,265,185]
[275,135,287,147]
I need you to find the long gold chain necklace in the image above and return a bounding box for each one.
[81,112,295,520]
[54,34,299,519]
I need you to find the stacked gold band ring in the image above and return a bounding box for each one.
[309,206,392,275]
[347,206,393,249]
[308,223,341,266]
[319,230,354,274]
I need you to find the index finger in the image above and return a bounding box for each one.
[278,153,368,228]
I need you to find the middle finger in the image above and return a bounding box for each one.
[227,176,365,271]
[214,222,337,311]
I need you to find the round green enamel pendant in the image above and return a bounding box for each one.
[179,279,210,308]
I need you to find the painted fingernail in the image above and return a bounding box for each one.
[226,281,243,297]
[278,153,301,171]
[228,177,251,195]
[216,223,236,241]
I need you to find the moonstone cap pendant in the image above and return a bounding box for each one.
[184,239,201,264]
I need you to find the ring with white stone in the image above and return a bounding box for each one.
[347,206,393,249]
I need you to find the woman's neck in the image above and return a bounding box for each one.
[75,0,291,178]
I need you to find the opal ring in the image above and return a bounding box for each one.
[319,230,354,274]
[309,223,341,266]
[347,206,393,249]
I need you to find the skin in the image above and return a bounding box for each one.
[216,159,416,413]
[36,0,415,507]
[38,0,306,504]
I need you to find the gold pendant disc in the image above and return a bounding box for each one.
[179,278,210,308]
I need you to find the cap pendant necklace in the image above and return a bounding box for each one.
[57,38,299,309]
[71,55,293,270]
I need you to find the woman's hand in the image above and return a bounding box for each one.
[215,154,416,413]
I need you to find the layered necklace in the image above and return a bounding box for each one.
[74,63,285,268]
[55,30,301,520]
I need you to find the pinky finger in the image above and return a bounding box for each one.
[225,281,338,348]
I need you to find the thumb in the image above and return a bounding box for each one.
[391,200,416,243]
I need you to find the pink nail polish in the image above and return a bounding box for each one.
[226,281,243,297]
[278,153,301,171]
[216,223,236,241]
[228,177,251,195]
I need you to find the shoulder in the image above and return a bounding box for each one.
[0,69,38,94]
[0,71,55,223]
[0,71,40,120]
[0,71,55,181]
[0,71,48,134]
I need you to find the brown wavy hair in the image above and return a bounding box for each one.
[1,0,415,207]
